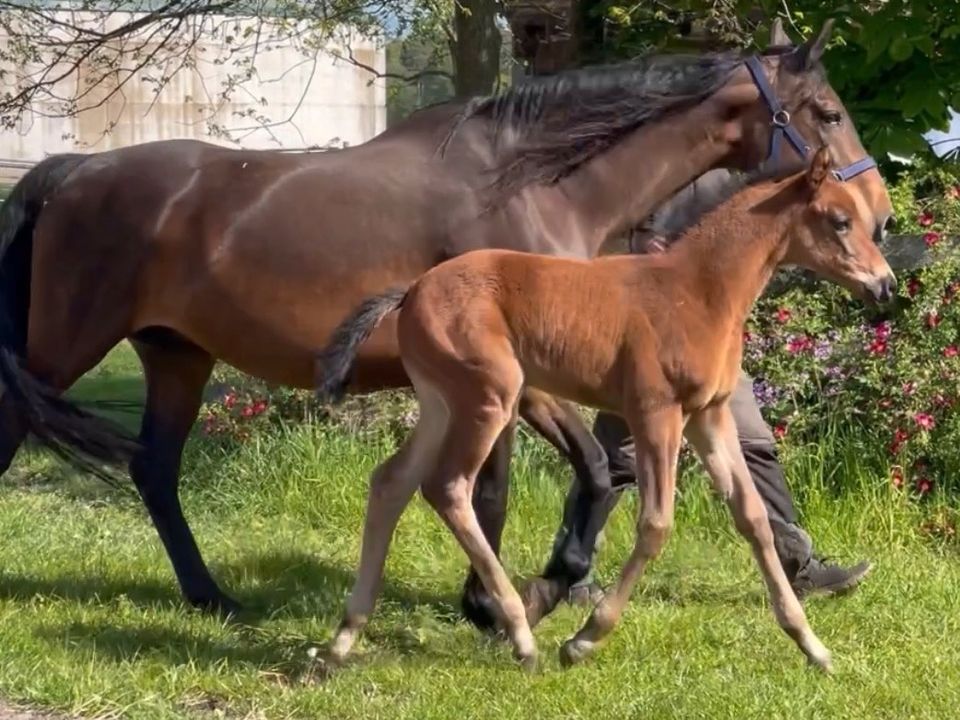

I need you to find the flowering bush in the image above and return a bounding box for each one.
[745,156,960,497]
[197,365,418,447]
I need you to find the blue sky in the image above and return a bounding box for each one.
[925,110,960,158]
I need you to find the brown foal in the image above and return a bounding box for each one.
[322,147,894,671]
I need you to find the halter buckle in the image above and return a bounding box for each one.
[771,109,791,128]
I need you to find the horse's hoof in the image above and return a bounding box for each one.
[521,576,566,629]
[558,638,590,668]
[189,592,244,618]
[461,585,498,633]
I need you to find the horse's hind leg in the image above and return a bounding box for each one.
[129,331,235,613]
[517,389,613,627]
[560,405,683,667]
[330,381,448,661]
[422,370,536,669]
[684,404,831,672]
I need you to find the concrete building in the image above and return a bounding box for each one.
[0,7,386,181]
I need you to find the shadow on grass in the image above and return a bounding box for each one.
[0,550,456,623]
[14,551,472,676]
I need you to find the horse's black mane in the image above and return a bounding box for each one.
[442,45,812,195]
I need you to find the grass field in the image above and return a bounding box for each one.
[1,344,960,719]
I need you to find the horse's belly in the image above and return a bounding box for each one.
[135,259,412,390]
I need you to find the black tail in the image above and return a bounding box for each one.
[0,155,140,481]
[317,287,408,403]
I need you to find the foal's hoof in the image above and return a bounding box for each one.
[520,576,567,629]
[807,648,834,675]
[515,649,539,673]
[189,592,244,618]
[558,638,592,668]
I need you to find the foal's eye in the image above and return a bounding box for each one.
[829,213,851,233]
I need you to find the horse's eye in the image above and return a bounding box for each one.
[822,111,842,126]
[830,213,851,233]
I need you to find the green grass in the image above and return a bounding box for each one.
[2,345,960,719]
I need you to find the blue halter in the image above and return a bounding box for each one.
[745,55,877,182]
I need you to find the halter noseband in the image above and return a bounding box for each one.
[745,55,876,182]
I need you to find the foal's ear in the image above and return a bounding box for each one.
[807,146,832,192]
[769,18,791,47]
[796,19,834,69]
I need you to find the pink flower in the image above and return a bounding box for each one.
[926,311,941,329]
[923,232,941,247]
[241,406,254,418]
[916,477,933,495]
[902,381,916,396]
[773,423,788,440]
[914,412,936,431]
[944,346,959,358]
[874,321,892,341]
[907,277,922,297]
[252,399,269,415]
[889,428,909,455]
[891,467,904,489]
[223,393,236,409]
[918,211,934,227]
[868,338,888,355]
[934,393,955,408]
[776,307,792,324]
[786,335,814,354]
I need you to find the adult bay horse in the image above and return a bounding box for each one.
[0,22,891,622]
[317,148,895,670]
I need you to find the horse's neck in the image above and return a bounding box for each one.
[667,187,795,328]
[560,102,738,255]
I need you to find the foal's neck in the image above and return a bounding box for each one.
[667,182,798,328]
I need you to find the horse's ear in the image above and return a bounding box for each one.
[796,19,834,69]
[769,18,791,47]
[807,146,832,191]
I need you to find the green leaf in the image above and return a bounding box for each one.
[889,37,914,62]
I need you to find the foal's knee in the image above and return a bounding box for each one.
[638,512,673,558]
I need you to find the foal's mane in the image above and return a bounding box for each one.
[654,160,810,242]
[441,46,811,196]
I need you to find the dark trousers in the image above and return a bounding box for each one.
[547,373,814,586]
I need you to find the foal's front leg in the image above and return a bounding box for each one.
[560,406,683,667]
[685,404,832,672]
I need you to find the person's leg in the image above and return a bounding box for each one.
[731,373,871,596]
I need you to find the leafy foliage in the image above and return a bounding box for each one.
[586,1,960,158]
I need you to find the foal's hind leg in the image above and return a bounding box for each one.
[560,405,683,667]
[130,332,237,613]
[422,373,536,668]
[330,383,448,661]
[461,422,515,631]
[685,405,832,672]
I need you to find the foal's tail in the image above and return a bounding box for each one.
[0,154,141,477]
[317,287,409,403]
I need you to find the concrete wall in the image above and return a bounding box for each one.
[0,11,386,181]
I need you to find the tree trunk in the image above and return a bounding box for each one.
[452,0,503,98]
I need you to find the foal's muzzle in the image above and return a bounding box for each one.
[866,274,897,304]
